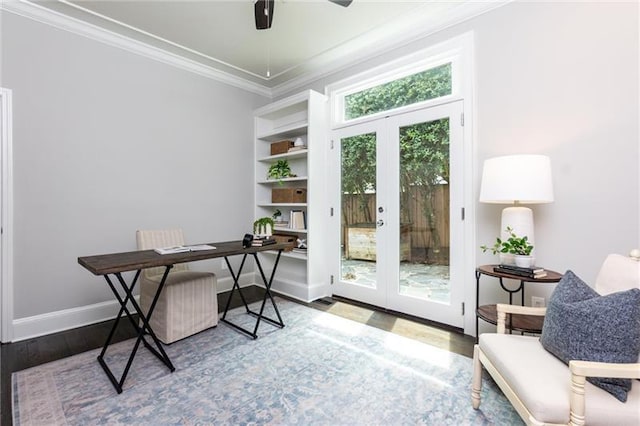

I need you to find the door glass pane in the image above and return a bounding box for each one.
[341,132,377,287]
[398,118,450,303]
[344,63,452,121]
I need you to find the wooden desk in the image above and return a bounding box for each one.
[475,265,563,341]
[78,240,289,393]
[78,240,287,275]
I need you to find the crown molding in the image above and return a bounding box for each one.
[3,0,513,100]
[1,0,273,98]
[271,0,512,98]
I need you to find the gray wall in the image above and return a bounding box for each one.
[280,1,639,316]
[2,12,268,320]
[473,1,638,287]
[1,1,638,337]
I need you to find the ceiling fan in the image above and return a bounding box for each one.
[254,0,353,30]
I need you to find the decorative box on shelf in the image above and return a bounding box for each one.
[270,140,295,155]
[272,188,307,203]
[272,234,296,252]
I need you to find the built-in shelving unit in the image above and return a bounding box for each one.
[254,90,329,302]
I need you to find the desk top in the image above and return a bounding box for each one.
[78,240,290,275]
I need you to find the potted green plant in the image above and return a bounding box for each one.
[267,160,294,184]
[253,217,274,237]
[272,208,285,226]
[481,226,534,267]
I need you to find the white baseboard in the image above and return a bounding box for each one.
[267,277,328,303]
[11,272,256,342]
[307,281,332,302]
[12,298,131,342]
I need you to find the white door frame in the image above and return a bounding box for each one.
[1,87,14,343]
[326,32,477,335]
[330,102,466,328]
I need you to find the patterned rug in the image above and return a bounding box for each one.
[13,299,522,425]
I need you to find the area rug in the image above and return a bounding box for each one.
[13,299,522,425]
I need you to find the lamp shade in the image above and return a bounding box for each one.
[479,155,554,204]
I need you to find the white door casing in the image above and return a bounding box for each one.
[330,101,465,328]
[0,87,14,342]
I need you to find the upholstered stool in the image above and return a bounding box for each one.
[136,229,218,344]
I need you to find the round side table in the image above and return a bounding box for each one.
[475,265,563,341]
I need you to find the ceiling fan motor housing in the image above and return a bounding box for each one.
[254,0,352,30]
[254,0,274,30]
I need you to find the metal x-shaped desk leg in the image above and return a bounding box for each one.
[98,265,175,393]
[220,250,285,339]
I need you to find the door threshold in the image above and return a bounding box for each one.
[331,295,464,335]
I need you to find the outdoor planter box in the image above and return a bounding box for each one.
[272,188,307,203]
[270,140,294,155]
[345,223,411,261]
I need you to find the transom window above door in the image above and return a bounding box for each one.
[328,39,470,128]
[344,62,452,121]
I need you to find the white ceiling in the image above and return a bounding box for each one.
[24,0,509,93]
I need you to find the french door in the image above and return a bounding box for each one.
[330,101,464,328]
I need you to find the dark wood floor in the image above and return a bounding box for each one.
[1,287,474,425]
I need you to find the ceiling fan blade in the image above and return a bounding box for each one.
[328,0,353,6]
[255,0,275,30]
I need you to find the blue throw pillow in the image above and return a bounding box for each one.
[540,270,640,402]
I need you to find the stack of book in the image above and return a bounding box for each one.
[251,236,277,247]
[494,264,547,279]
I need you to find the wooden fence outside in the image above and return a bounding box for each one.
[341,185,450,261]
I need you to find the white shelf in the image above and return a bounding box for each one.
[254,90,328,302]
[257,122,307,141]
[274,227,307,234]
[258,203,307,207]
[284,251,308,260]
[257,176,308,185]
[261,250,308,261]
[258,150,308,162]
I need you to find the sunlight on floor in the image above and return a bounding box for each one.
[308,326,452,389]
[382,332,452,369]
[325,302,375,324]
[389,317,453,340]
[313,310,370,336]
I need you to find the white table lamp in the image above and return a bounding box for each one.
[479,155,554,249]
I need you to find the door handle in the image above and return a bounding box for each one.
[377,219,384,227]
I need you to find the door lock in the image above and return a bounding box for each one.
[377,219,384,227]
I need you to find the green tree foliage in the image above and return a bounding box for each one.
[341,63,452,257]
[341,133,376,222]
[345,63,451,120]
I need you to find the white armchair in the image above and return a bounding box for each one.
[136,228,218,344]
[471,251,640,425]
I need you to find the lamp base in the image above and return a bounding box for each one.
[501,206,535,248]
